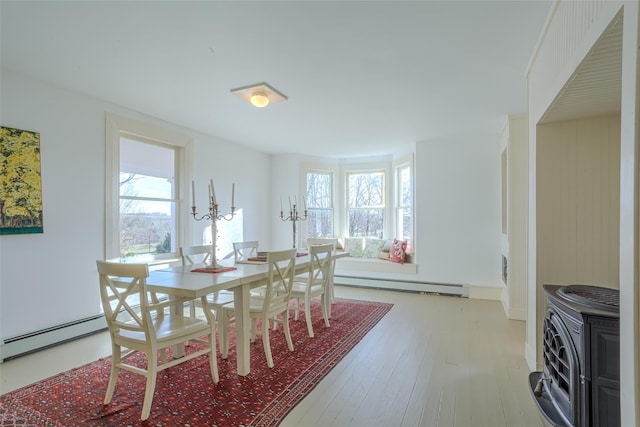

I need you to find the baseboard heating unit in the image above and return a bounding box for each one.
[1,315,108,363]
[334,275,469,297]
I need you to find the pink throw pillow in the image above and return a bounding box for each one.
[390,239,407,264]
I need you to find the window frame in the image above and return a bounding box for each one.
[301,157,414,254]
[304,169,335,239]
[119,136,178,258]
[105,112,193,261]
[393,156,414,251]
[345,167,387,239]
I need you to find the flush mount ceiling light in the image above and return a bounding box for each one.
[230,82,288,108]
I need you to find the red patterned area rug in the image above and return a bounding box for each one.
[0,298,392,427]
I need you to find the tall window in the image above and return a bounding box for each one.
[396,162,413,251]
[119,137,177,258]
[347,170,384,238]
[305,170,333,237]
[106,113,190,261]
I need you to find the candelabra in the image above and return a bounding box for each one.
[191,180,236,270]
[280,198,307,249]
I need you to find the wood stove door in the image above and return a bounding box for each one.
[544,308,581,426]
[587,318,620,426]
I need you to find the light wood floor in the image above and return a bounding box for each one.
[0,286,548,427]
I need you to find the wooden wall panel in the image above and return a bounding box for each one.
[575,117,620,286]
[537,114,620,292]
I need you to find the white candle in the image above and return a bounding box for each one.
[191,180,195,208]
[280,197,283,213]
[303,194,307,211]
[288,196,292,210]
[210,179,217,204]
[231,183,235,207]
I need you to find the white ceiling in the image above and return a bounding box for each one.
[1,1,552,159]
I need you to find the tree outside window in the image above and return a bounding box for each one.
[347,171,384,238]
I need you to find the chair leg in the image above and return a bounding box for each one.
[294,297,301,320]
[104,342,120,404]
[162,347,171,364]
[330,280,336,304]
[251,318,258,342]
[140,351,158,421]
[304,295,314,338]
[208,329,219,384]
[261,315,274,368]
[283,309,294,352]
[321,293,331,327]
[220,310,230,359]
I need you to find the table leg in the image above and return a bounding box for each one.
[170,295,186,358]
[233,283,251,376]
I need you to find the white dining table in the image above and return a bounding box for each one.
[144,250,349,376]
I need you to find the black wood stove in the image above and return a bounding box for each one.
[529,284,620,427]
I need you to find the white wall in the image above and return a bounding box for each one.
[415,137,502,288]
[190,124,272,251]
[271,154,305,251]
[0,70,272,340]
[272,144,502,290]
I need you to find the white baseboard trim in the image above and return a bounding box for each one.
[501,295,527,321]
[501,294,510,317]
[1,315,107,363]
[334,275,469,297]
[508,307,527,321]
[467,285,504,301]
[525,341,541,372]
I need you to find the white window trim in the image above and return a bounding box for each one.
[105,112,193,260]
[305,168,335,232]
[299,162,338,246]
[393,153,415,249]
[300,156,414,255]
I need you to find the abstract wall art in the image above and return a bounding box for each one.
[1,126,44,235]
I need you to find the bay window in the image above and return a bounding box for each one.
[304,156,414,256]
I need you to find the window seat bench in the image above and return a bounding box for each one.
[333,256,469,297]
[335,257,417,274]
[332,255,502,300]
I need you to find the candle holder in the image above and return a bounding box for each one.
[280,203,307,249]
[191,196,236,270]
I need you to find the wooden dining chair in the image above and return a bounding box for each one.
[218,249,297,368]
[96,260,219,421]
[180,244,213,266]
[290,243,333,337]
[233,240,259,262]
[232,240,268,298]
[306,238,340,304]
[179,245,234,322]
